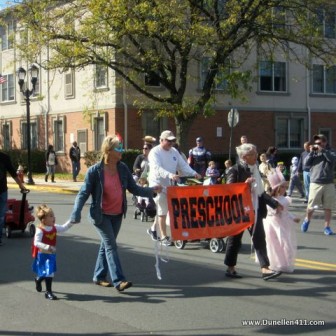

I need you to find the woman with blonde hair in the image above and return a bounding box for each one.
[70,134,162,292]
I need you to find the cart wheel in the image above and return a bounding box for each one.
[219,239,226,252]
[5,225,12,238]
[209,238,224,253]
[28,222,36,237]
[174,240,186,249]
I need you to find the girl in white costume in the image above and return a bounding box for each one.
[264,168,300,273]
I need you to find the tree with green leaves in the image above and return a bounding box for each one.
[6,0,336,149]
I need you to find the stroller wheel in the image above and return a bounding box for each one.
[174,240,186,249]
[28,222,36,237]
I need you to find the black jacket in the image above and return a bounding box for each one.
[69,146,81,162]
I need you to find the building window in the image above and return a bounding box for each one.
[317,8,336,39]
[65,70,75,98]
[272,7,286,31]
[200,57,228,90]
[276,117,305,149]
[32,75,40,98]
[21,121,38,150]
[0,21,14,51]
[259,61,287,92]
[1,74,15,102]
[77,129,87,156]
[92,114,107,150]
[1,122,12,150]
[312,64,336,94]
[141,110,168,141]
[95,64,108,89]
[53,117,65,152]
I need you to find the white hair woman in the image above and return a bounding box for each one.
[224,143,283,281]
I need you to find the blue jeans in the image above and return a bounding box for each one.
[93,214,126,287]
[72,160,80,180]
[303,171,310,200]
[0,191,8,239]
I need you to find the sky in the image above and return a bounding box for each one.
[0,1,8,9]
[0,1,16,9]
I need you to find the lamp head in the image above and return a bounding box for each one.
[17,67,26,92]
[29,64,39,90]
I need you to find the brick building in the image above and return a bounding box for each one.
[1,7,336,174]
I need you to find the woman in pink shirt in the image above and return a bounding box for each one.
[70,135,162,292]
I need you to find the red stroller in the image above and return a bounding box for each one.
[4,190,35,238]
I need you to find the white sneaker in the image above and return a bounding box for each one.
[160,236,173,246]
[146,229,159,241]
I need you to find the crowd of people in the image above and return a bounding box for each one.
[1,130,334,300]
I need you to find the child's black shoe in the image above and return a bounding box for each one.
[45,292,58,300]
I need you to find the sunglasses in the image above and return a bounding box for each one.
[143,147,149,150]
[315,141,322,145]
[166,139,175,143]
[113,142,125,153]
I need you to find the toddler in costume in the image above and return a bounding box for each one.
[288,156,305,197]
[205,161,220,185]
[263,168,300,273]
[32,204,76,300]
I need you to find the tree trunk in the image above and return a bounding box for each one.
[174,117,194,156]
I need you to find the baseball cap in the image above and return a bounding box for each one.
[160,130,176,141]
[196,137,203,142]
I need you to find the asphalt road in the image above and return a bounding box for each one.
[0,189,335,336]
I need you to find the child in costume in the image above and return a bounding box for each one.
[32,204,76,300]
[205,161,220,185]
[288,156,305,197]
[263,168,300,273]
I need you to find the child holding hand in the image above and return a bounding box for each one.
[263,168,300,273]
[32,204,76,300]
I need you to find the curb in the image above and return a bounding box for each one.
[7,182,80,195]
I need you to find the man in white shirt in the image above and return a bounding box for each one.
[147,130,201,245]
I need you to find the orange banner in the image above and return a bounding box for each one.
[167,183,254,241]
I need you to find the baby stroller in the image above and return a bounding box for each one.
[134,197,156,222]
[4,189,35,238]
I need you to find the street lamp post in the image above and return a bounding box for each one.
[17,65,39,185]
[227,108,239,160]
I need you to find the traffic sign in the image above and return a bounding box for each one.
[228,108,239,127]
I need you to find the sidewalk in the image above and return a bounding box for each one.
[7,176,83,194]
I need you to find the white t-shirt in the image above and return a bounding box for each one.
[148,144,196,188]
